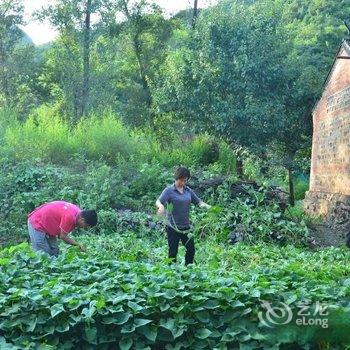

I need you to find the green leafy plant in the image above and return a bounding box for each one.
[0,242,350,349]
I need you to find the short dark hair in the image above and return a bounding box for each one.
[174,166,190,180]
[81,210,98,226]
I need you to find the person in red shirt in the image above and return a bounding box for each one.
[27,201,98,256]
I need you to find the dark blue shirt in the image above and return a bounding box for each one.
[158,184,201,229]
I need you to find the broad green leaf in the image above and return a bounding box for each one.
[96,297,106,309]
[240,308,252,316]
[164,289,177,299]
[231,300,245,308]
[85,327,97,344]
[221,330,241,342]
[115,313,133,325]
[137,325,158,342]
[119,338,133,350]
[203,299,220,309]
[0,258,10,265]
[160,318,175,332]
[195,328,212,339]
[134,318,152,327]
[251,290,261,298]
[195,311,210,323]
[121,323,136,334]
[56,323,70,333]
[50,304,65,318]
[26,317,37,332]
[128,301,143,312]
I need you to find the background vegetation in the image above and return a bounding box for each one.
[1,0,350,348]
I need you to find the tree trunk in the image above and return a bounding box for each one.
[73,86,80,121]
[120,0,153,123]
[0,41,10,102]
[81,0,91,117]
[288,168,295,206]
[236,158,243,178]
[192,0,198,29]
[133,33,152,109]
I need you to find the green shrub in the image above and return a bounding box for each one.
[129,162,173,204]
[0,106,17,141]
[191,182,311,246]
[294,175,309,200]
[243,154,262,180]
[1,107,145,165]
[0,160,68,236]
[154,134,220,168]
[76,163,133,210]
[0,105,227,172]
[156,147,193,168]
[187,134,220,166]
[216,141,237,173]
[153,135,193,168]
[73,113,140,164]
[130,130,163,165]
[3,105,74,163]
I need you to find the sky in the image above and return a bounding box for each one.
[21,0,216,46]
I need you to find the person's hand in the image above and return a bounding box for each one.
[199,202,211,209]
[157,205,165,216]
[78,244,86,252]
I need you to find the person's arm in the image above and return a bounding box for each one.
[156,187,170,216]
[59,213,86,251]
[59,229,86,252]
[156,199,166,216]
[190,188,211,209]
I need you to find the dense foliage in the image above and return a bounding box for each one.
[0,241,350,349]
[2,0,349,181]
[0,151,312,248]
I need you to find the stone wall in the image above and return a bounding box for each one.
[304,191,350,218]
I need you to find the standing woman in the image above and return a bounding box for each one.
[156,166,211,265]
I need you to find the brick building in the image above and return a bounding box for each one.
[304,38,350,218]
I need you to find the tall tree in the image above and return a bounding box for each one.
[100,0,176,126]
[192,0,199,29]
[118,0,153,111]
[82,0,92,116]
[0,0,23,102]
[36,0,103,119]
[0,0,40,115]
[154,0,323,203]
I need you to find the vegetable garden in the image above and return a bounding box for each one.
[0,158,349,349]
[1,237,350,349]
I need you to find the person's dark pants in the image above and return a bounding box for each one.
[346,232,350,248]
[166,225,195,265]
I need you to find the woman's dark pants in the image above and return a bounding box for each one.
[166,225,195,265]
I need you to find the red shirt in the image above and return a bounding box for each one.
[28,201,81,236]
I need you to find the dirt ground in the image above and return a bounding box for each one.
[308,222,349,247]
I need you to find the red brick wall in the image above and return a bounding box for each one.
[310,44,350,195]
